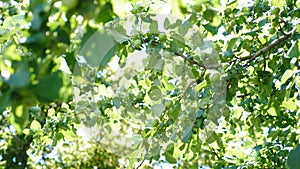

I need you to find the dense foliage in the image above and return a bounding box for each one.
[0,0,299,168]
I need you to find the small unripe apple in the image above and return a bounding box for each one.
[128,46,134,52]
[271,7,280,15]
[225,8,231,14]
[131,8,137,14]
[193,4,202,12]
[208,70,221,84]
[133,39,142,48]
[158,32,167,41]
[242,7,249,13]
[132,34,139,40]
[152,119,159,127]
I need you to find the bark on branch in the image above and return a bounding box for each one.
[241,28,296,64]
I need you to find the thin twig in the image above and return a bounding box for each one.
[211,147,220,160]
[136,159,145,169]
[175,51,222,69]
[174,51,206,69]
[240,28,296,66]
[149,41,222,69]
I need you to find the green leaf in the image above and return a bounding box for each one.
[178,24,188,36]
[0,90,11,113]
[96,2,114,23]
[7,61,30,88]
[281,69,294,85]
[271,0,286,8]
[153,59,165,73]
[148,86,162,101]
[224,51,234,58]
[151,104,165,116]
[206,131,218,143]
[203,9,215,22]
[195,81,207,92]
[149,20,158,33]
[147,52,162,69]
[161,76,175,90]
[33,71,63,101]
[99,45,117,68]
[108,29,129,43]
[166,143,175,154]
[26,32,46,46]
[11,105,29,133]
[165,152,177,164]
[113,98,121,109]
[287,41,299,58]
[282,99,297,111]
[64,52,76,73]
[170,33,185,50]
[287,144,300,169]
[203,24,219,35]
[227,37,238,50]
[164,18,170,29]
[182,126,193,143]
[129,158,135,168]
[168,101,181,121]
[30,3,45,31]
[30,120,41,131]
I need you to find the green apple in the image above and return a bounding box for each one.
[271,7,280,15]
[132,34,139,40]
[193,4,202,12]
[152,119,159,127]
[128,46,134,52]
[133,39,142,48]
[158,32,167,41]
[208,70,221,84]
[131,8,137,14]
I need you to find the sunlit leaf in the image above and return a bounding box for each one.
[271,0,286,8]
[281,69,294,85]
[282,99,297,111]
[30,120,41,131]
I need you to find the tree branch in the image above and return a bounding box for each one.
[136,159,145,169]
[211,147,221,160]
[240,28,296,65]
[149,41,222,69]
[174,51,221,69]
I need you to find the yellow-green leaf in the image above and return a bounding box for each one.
[282,99,297,111]
[271,0,286,8]
[30,120,41,131]
[281,69,294,85]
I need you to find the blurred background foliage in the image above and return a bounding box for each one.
[0,0,299,168]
